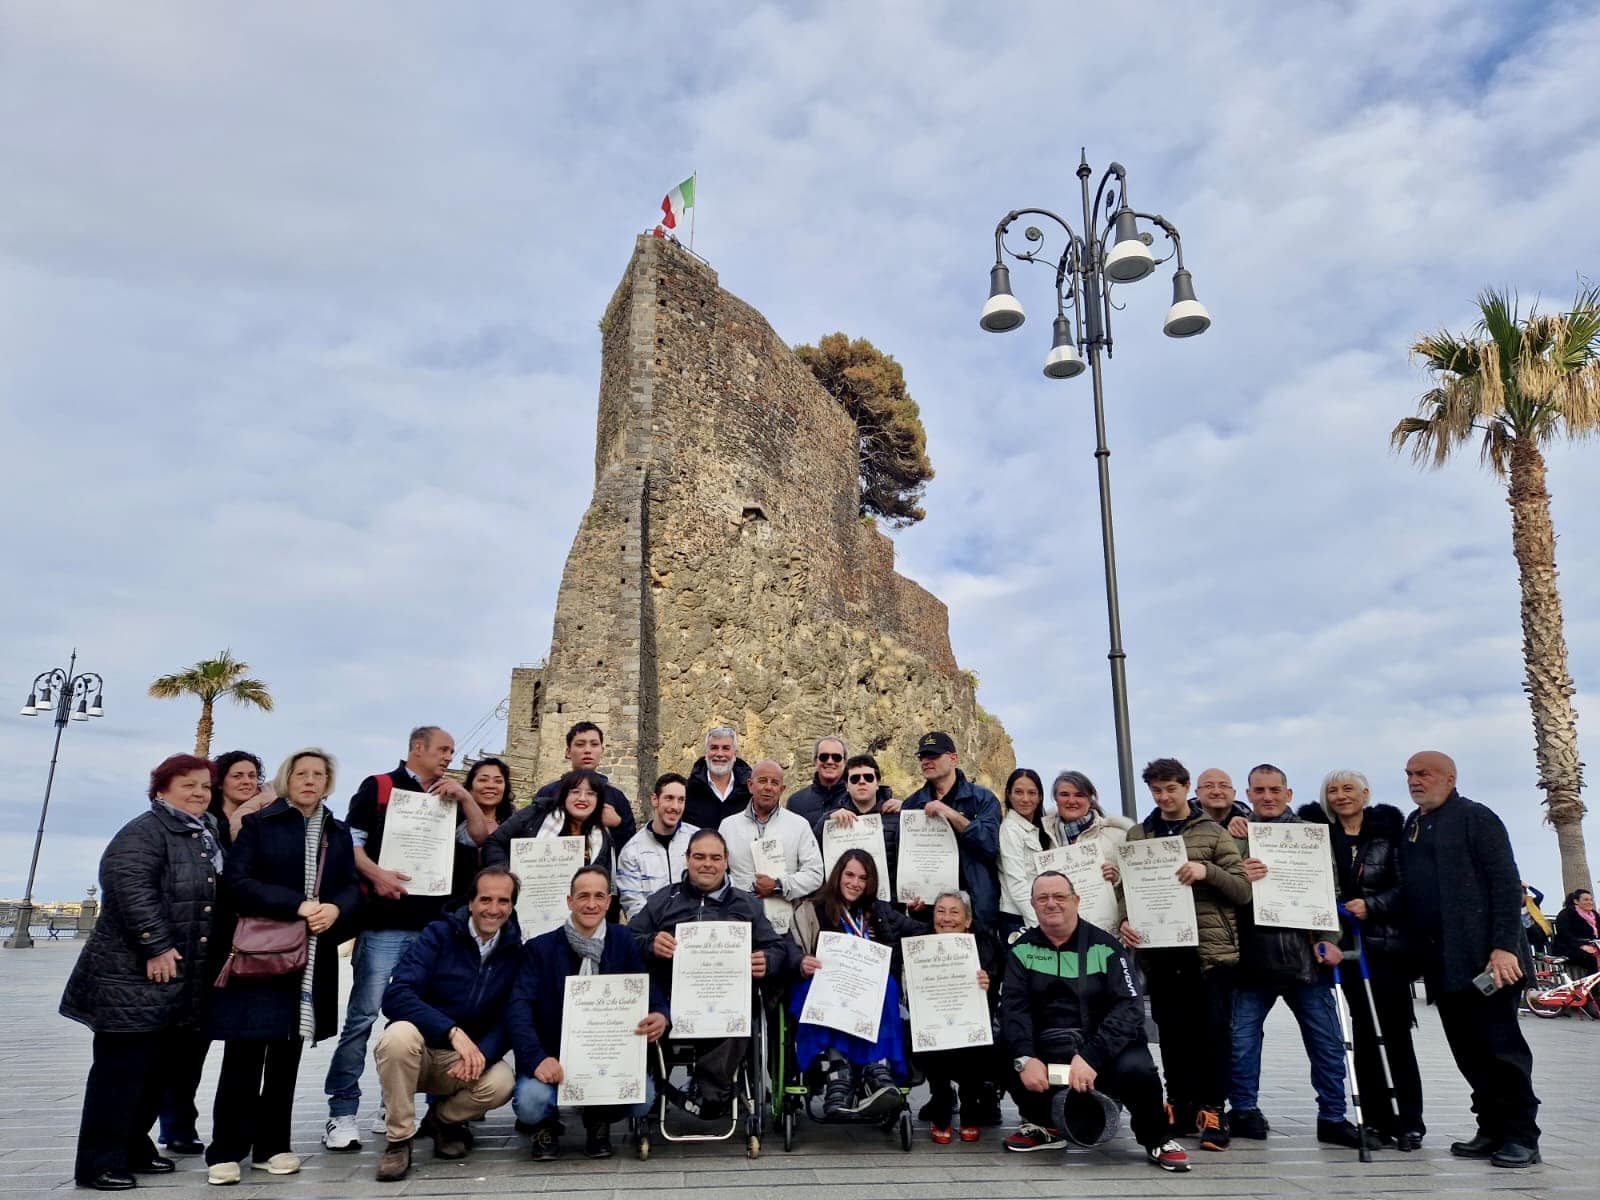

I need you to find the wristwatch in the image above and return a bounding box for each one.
[1013,1056,1030,1073]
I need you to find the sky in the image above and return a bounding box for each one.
[2,0,1597,902]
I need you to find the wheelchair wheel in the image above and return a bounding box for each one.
[782,1108,796,1152]
[899,1110,913,1152]
[747,1134,761,1158]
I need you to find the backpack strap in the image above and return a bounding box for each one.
[375,774,393,810]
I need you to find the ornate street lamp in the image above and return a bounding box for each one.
[980,152,1210,820]
[6,650,105,949]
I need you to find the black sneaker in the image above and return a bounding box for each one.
[529,1126,560,1161]
[583,1125,613,1159]
[856,1062,900,1116]
[1228,1108,1270,1139]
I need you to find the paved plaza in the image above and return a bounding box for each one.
[1,943,1593,1200]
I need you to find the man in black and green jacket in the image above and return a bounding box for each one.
[1000,871,1190,1171]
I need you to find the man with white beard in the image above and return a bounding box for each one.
[684,726,752,830]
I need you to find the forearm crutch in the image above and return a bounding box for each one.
[1322,938,1371,1163]
[1349,916,1401,1145]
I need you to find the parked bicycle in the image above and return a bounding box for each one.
[1523,942,1600,1019]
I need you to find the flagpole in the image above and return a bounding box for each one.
[689,170,697,252]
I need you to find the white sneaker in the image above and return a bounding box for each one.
[370,1105,389,1135]
[207,1162,241,1186]
[323,1114,362,1151]
[252,1153,301,1175]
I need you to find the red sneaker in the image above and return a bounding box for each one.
[1004,1124,1067,1152]
[958,1126,980,1142]
[1147,1140,1191,1172]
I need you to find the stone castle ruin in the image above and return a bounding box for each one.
[497,236,1013,805]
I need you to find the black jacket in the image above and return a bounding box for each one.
[1000,922,1145,1070]
[1399,791,1531,996]
[61,803,220,1034]
[533,772,637,843]
[1550,904,1598,969]
[481,797,619,878]
[381,907,524,1065]
[786,775,847,825]
[627,876,799,998]
[684,757,751,831]
[1297,803,1407,958]
[208,800,361,1042]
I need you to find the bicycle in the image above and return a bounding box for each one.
[1522,942,1600,1019]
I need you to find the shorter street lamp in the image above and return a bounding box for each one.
[980,151,1210,820]
[6,650,105,949]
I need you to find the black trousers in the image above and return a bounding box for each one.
[1339,958,1424,1134]
[1143,952,1234,1111]
[158,1028,213,1142]
[916,1045,999,1124]
[1013,1042,1168,1149]
[689,1038,748,1103]
[206,1039,305,1165]
[1436,983,1539,1144]
[75,1030,172,1180]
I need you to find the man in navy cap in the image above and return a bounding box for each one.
[897,732,1002,930]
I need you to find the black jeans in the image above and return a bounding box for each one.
[206,1039,305,1165]
[1339,957,1424,1134]
[916,1045,998,1125]
[158,1028,213,1142]
[1013,1042,1168,1149]
[74,1030,173,1180]
[1143,952,1234,1111]
[1435,983,1539,1144]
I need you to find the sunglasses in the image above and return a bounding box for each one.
[817,752,844,763]
[847,773,877,784]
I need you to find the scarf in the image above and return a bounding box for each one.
[159,801,223,871]
[1580,907,1599,937]
[298,803,327,1040]
[564,918,606,975]
[1056,812,1097,844]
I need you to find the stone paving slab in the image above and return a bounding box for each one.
[2,943,1594,1199]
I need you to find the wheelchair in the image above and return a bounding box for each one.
[768,995,915,1152]
[631,991,770,1159]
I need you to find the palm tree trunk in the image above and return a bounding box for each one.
[1506,439,1590,893]
[194,699,215,759]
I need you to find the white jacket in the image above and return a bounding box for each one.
[615,821,699,919]
[999,810,1134,921]
[719,806,825,902]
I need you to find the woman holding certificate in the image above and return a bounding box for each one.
[488,769,619,879]
[790,850,919,1117]
[911,891,1004,1143]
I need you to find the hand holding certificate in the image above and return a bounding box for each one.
[510,837,586,937]
[799,931,893,1043]
[896,809,958,904]
[903,933,992,1052]
[557,974,649,1106]
[751,836,794,933]
[376,789,457,896]
[1247,822,1338,931]
[669,921,751,1038]
[822,813,890,894]
[1035,842,1119,933]
[1118,839,1198,948]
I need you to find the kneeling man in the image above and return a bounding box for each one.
[373,867,522,1181]
[509,865,670,1160]
[1002,871,1190,1172]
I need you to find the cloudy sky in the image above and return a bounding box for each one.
[3,0,1597,902]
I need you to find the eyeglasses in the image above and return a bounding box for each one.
[848,773,877,784]
[817,753,844,763]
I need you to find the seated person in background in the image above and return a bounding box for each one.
[629,830,797,1118]
[912,890,1005,1143]
[508,866,669,1161]
[720,760,825,928]
[1552,888,1599,979]
[1002,872,1190,1173]
[789,850,921,1117]
[813,754,902,902]
[372,868,523,1182]
[616,772,697,920]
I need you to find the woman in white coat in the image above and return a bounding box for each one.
[996,768,1050,939]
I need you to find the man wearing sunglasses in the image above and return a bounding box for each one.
[813,754,902,901]
[785,737,851,824]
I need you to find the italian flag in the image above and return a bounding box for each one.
[660,175,695,229]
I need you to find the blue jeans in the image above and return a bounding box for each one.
[1229,982,1347,1121]
[512,1074,654,1127]
[323,928,418,1117]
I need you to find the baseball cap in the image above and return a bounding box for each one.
[916,731,957,757]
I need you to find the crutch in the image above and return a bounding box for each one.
[1320,931,1371,1163]
[1347,915,1402,1147]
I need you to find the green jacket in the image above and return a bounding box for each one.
[1125,807,1251,967]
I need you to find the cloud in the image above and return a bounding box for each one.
[2,0,1597,900]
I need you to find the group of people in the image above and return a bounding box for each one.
[61,718,1549,1190]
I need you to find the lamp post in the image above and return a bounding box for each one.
[980,152,1210,820]
[5,650,105,949]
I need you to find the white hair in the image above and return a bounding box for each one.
[1319,769,1371,821]
[705,725,739,752]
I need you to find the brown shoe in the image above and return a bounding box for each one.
[375,1140,411,1182]
[421,1107,469,1160]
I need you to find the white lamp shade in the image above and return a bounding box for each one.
[1104,237,1155,283]
[88,701,105,718]
[19,704,38,717]
[71,708,89,722]
[1163,298,1211,338]
[980,291,1025,332]
[1043,342,1086,378]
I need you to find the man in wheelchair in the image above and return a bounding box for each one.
[629,829,797,1118]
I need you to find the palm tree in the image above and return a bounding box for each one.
[1393,286,1598,893]
[149,650,274,757]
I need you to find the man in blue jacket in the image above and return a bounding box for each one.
[371,868,522,1181]
[896,731,1002,929]
[509,865,670,1160]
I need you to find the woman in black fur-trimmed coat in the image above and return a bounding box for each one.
[1302,773,1425,1148]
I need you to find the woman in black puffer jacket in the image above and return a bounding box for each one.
[61,754,221,1190]
[1303,771,1425,1149]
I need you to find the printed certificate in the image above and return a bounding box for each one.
[376,789,457,896]
[1034,841,1120,934]
[822,813,891,896]
[557,973,648,1107]
[799,931,893,1043]
[1117,838,1198,948]
[903,933,992,1052]
[896,809,958,905]
[510,836,586,938]
[669,921,751,1039]
[1247,822,1339,932]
